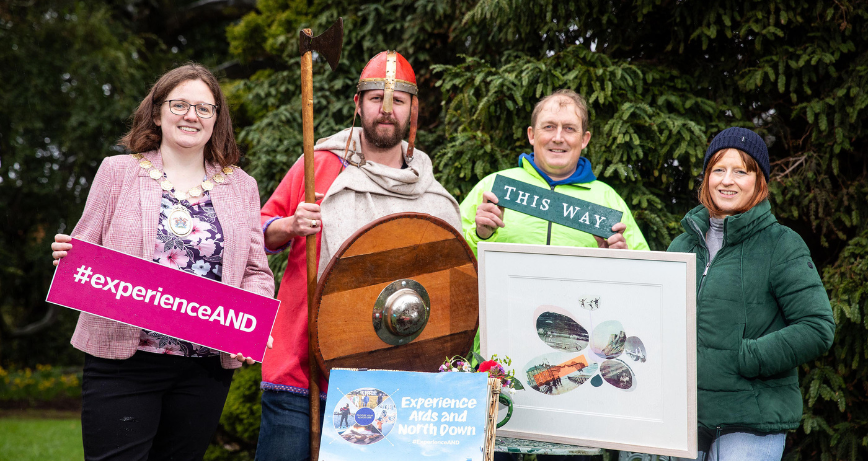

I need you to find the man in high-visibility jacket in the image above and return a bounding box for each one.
[461,91,650,461]
[460,89,649,256]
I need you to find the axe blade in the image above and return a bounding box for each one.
[298,18,344,72]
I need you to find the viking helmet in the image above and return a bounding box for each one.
[345,51,420,163]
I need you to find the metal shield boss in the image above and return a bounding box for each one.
[312,213,478,377]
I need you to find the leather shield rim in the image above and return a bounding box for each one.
[311,212,479,379]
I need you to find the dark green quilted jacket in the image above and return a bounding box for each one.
[668,200,835,432]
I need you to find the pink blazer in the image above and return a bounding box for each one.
[69,150,275,369]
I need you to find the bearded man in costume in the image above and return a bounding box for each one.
[256,51,460,461]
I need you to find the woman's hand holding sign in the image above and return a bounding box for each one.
[53,232,275,366]
[231,335,273,365]
[52,234,73,266]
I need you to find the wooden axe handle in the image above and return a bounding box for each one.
[300,28,322,460]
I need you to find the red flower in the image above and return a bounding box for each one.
[478,360,499,373]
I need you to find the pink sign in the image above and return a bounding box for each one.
[46,239,280,362]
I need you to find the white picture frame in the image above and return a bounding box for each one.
[478,242,697,458]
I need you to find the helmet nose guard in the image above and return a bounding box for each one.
[357,50,418,107]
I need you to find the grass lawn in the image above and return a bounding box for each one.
[0,410,83,461]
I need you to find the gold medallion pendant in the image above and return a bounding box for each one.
[168,204,194,237]
[133,153,236,237]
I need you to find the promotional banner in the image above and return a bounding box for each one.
[490,175,623,238]
[46,238,279,362]
[319,369,490,461]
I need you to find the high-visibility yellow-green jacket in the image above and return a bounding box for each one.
[460,158,650,358]
[459,159,650,257]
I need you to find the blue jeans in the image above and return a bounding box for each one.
[495,455,593,461]
[255,390,326,461]
[676,430,786,461]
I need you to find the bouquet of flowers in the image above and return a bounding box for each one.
[439,352,524,394]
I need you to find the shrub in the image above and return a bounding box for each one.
[206,364,262,460]
[0,364,82,406]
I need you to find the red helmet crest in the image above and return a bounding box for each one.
[358,51,418,113]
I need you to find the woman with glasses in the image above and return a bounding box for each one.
[669,127,835,461]
[49,63,274,460]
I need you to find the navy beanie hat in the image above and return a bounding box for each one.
[703,127,770,181]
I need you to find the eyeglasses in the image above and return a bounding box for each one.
[163,100,218,119]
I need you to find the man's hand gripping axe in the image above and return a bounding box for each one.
[299,18,343,460]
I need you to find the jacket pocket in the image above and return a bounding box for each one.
[751,373,803,429]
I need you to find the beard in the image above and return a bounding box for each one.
[360,108,409,149]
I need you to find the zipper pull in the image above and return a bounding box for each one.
[703,263,710,276]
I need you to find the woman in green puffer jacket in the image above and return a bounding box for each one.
[669,127,835,461]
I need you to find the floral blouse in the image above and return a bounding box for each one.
[137,190,224,357]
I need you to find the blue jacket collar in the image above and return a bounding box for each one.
[518,153,597,187]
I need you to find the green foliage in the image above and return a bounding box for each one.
[0,0,160,368]
[0,365,81,403]
[227,0,318,61]
[220,364,263,446]
[205,364,263,460]
[205,444,255,461]
[796,230,868,461]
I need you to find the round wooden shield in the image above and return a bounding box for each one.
[312,213,478,378]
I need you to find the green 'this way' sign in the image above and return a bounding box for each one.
[490,175,623,239]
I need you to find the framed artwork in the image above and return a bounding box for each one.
[478,242,697,458]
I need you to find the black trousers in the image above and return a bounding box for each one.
[81,351,234,461]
